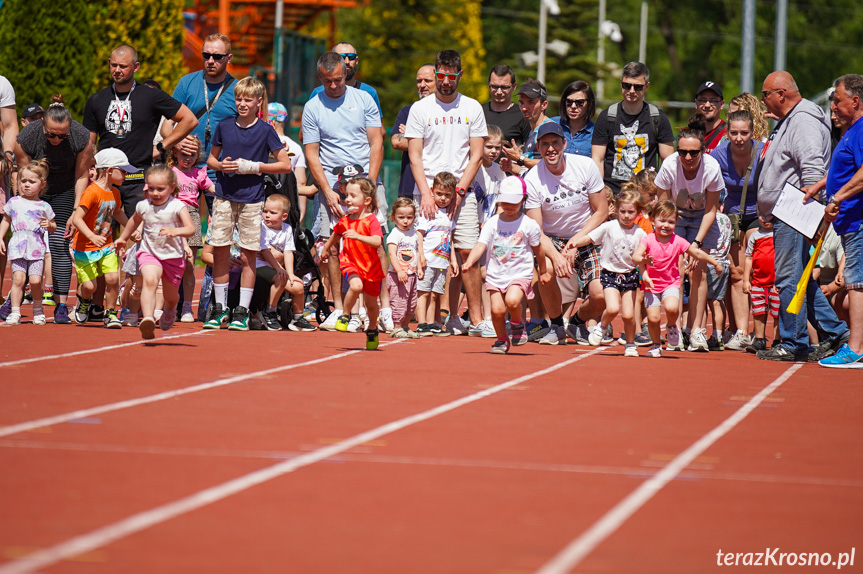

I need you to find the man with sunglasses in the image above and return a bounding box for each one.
[84,44,197,218]
[694,81,726,153]
[165,34,237,210]
[591,61,674,194]
[481,65,529,153]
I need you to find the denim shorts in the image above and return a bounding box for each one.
[599,268,640,292]
[840,228,863,289]
[676,209,720,251]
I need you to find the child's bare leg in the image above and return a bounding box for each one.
[288,280,305,314]
[327,243,343,309]
[365,292,380,328]
[139,266,161,319]
[416,291,431,325]
[620,289,637,343]
[753,313,767,339]
[78,278,97,300]
[489,291,507,339]
[602,287,621,331]
[341,275,363,317]
[8,271,26,308]
[29,274,43,306]
[129,275,142,314]
[183,247,198,306]
[711,299,726,338]
[481,265,491,319]
[43,252,52,295]
[155,279,164,313]
[646,306,663,344]
[269,275,287,308]
[505,285,525,325]
[161,278,180,313]
[664,296,681,329]
[432,292,443,324]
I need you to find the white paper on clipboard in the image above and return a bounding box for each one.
[772,182,825,239]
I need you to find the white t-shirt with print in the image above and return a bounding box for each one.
[478,213,542,290]
[654,152,725,211]
[473,162,506,224]
[404,93,488,191]
[416,210,454,270]
[386,226,419,274]
[524,153,605,238]
[587,220,646,273]
[710,212,732,264]
[257,221,295,268]
[137,197,187,260]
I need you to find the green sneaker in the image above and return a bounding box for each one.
[203,303,230,330]
[335,314,350,332]
[366,329,379,350]
[228,306,250,331]
[104,309,122,329]
[43,287,55,306]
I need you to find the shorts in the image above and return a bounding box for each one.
[548,235,601,287]
[452,192,480,250]
[137,250,184,288]
[676,209,721,251]
[600,268,640,293]
[486,278,534,300]
[386,272,418,323]
[119,177,146,218]
[417,266,447,295]
[751,285,780,318]
[74,246,119,283]
[840,229,863,289]
[122,242,141,276]
[706,262,730,300]
[645,286,681,307]
[187,205,203,248]
[255,265,281,285]
[209,197,262,251]
[10,258,44,277]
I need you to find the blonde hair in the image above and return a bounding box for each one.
[390,196,416,219]
[485,125,503,141]
[604,185,614,203]
[203,33,231,55]
[167,135,203,167]
[730,92,769,141]
[266,193,290,214]
[19,158,50,185]
[145,164,179,198]
[616,188,645,211]
[347,176,378,213]
[234,77,268,120]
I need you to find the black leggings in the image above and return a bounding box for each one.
[45,188,75,298]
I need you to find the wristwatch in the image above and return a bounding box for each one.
[828,197,842,207]
[517,155,526,166]
[156,142,165,153]
[693,239,704,248]
[456,187,467,197]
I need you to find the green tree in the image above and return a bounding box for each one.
[0,0,96,119]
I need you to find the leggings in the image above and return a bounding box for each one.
[45,188,75,298]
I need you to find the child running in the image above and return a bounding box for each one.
[632,200,724,357]
[168,135,215,322]
[321,176,386,350]
[567,189,647,356]
[114,165,195,339]
[0,160,56,325]
[462,176,549,354]
[386,197,425,338]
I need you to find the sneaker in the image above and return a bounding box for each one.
[526,319,550,342]
[88,304,105,323]
[366,329,380,350]
[601,325,615,345]
[634,332,652,346]
[248,313,264,331]
[665,325,682,350]
[139,317,156,340]
[180,303,195,323]
[430,322,450,336]
[566,322,590,345]
[587,325,604,346]
[624,343,639,357]
[121,312,139,327]
[391,327,419,339]
[808,332,851,362]
[746,338,768,354]
[319,309,343,331]
[617,332,626,345]
[5,312,21,325]
[228,306,250,331]
[537,324,567,345]
[154,309,163,322]
[756,344,808,362]
[261,310,282,331]
[378,307,395,333]
[33,314,47,326]
[335,314,351,332]
[0,297,12,320]
[725,330,750,351]
[416,323,434,337]
[159,309,177,331]
[706,335,724,352]
[22,284,32,303]
[510,322,528,346]
[104,309,122,329]
[203,303,230,330]
[819,344,863,369]
[74,298,92,324]
[646,344,663,358]
[43,287,55,306]
[445,315,468,336]
[288,316,317,332]
[688,328,709,352]
[54,303,71,324]
[347,314,364,333]
[681,329,691,349]
[490,339,510,354]
[469,320,497,338]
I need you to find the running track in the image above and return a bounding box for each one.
[1,313,861,572]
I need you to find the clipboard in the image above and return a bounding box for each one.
[772,182,825,239]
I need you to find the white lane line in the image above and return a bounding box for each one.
[0,330,211,369]
[536,362,804,574]
[0,347,607,574]
[0,340,404,439]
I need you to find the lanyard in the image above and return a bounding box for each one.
[112,81,136,124]
[203,79,230,134]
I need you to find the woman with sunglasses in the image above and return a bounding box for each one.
[551,81,596,157]
[14,94,93,324]
[654,125,726,352]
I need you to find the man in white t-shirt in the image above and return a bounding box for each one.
[405,49,489,335]
[525,122,607,345]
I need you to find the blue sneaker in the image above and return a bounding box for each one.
[527,319,550,342]
[54,303,72,324]
[818,344,863,369]
[0,297,11,320]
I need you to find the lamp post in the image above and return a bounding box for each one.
[537,0,561,85]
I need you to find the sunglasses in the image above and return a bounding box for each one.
[202,52,228,61]
[565,98,588,108]
[761,88,784,98]
[621,82,646,92]
[435,71,461,81]
[678,148,703,157]
[338,53,358,61]
[44,131,69,140]
[696,98,722,106]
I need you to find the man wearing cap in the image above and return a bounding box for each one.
[21,104,45,127]
[525,122,607,345]
[502,78,553,174]
[695,81,726,153]
[591,61,674,194]
[392,64,436,199]
[85,44,197,218]
[482,65,530,152]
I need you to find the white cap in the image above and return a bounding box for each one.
[497,175,527,204]
[94,148,140,172]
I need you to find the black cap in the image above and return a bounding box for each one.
[536,122,565,141]
[22,103,45,119]
[695,82,723,100]
[517,84,547,100]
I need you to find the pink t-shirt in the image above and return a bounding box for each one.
[173,166,214,209]
[640,232,690,293]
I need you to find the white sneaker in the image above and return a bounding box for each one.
[33,314,46,325]
[468,320,496,338]
[725,330,750,351]
[587,325,604,346]
[180,303,195,323]
[537,325,567,345]
[378,307,394,332]
[665,325,682,350]
[445,315,468,336]
[121,312,139,327]
[647,344,663,358]
[154,309,163,321]
[624,343,639,357]
[5,312,21,325]
[319,309,343,331]
[688,327,709,352]
[348,314,364,332]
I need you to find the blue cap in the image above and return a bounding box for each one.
[536,121,565,141]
